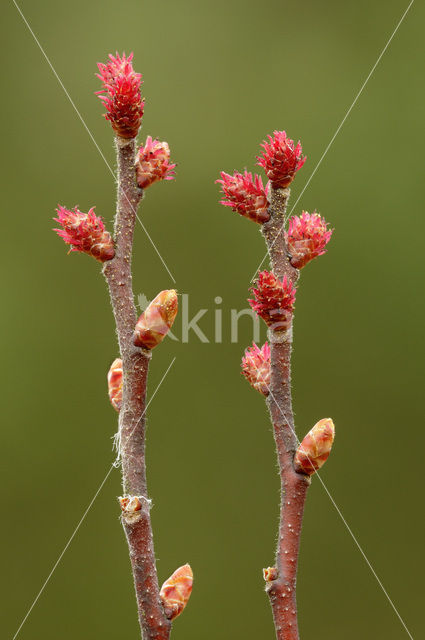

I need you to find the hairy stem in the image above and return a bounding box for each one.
[261,188,310,640]
[103,137,171,640]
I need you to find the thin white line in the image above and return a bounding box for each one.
[11,467,114,640]
[134,212,176,282]
[114,356,177,465]
[11,357,176,640]
[12,0,176,283]
[314,473,414,639]
[245,351,413,638]
[251,0,414,280]
[12,0,110,170]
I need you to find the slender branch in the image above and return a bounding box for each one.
[103,137,171,640]
[261,188,310,640]
[262,188,294,284]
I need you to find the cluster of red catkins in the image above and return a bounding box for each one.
[218,130,335,475]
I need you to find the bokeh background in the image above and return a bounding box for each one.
[2,1,424,638]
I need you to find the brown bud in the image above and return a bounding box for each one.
[263,566,278,582]
[119,495,144,523]
[133,290,178,350]
[107,358,123,411]
[294,418,335,476]
[160,564,193,620]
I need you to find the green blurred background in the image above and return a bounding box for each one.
[2,1,424,638]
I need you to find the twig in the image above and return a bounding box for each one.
[103,137,171,640]
[262,187,310,640]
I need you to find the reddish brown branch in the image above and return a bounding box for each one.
[103,137,171,640]
[261,188,310,640]
[121,499,171,640]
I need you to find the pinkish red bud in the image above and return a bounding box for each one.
[286,211,333,269]
[54,206,115,262]
[160,564,193,620]
[107,358,123,411]
[294,418,335,476]
[216,170,270,224]
[249,271,296,330]
[96,52,144,139]
[241,342,271,396]
[257,130,306,189]
[133,290,178,350]
[135,136,176,189]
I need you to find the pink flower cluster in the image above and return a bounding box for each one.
[96,52,144,139]
[54,206,115,262]
[241,342,271,396]
[249,270,296,330]
[257,130,306,189]
[216,171,270,224]
[135,136,176,189]
[287,211,333,269]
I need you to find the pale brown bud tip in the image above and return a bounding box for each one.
[263,566,278,582]
[107,358,123,411]
[119,495,146,523]
[133,289,178,350]
[160,564,193,620]
[294,418,335,476]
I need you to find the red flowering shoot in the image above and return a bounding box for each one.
[241,342,271,396]
[216,170,270,224]
[218,128,338,640]
[54,206,115,262]
[96,52,144,139]
[287,211,333,269]
[53,49,188,640]
[249,270,296,330]
[257,130,306,189]
[135,136,176,189]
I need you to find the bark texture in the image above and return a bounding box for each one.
[103,137,171,640]
[261,188,310,640]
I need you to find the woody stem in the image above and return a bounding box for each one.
[103,137,171,640]
[261,188,310,640]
